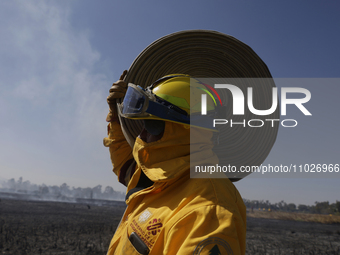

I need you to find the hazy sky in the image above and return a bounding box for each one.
[0,0,339,205]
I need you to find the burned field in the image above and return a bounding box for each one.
[1,199,340,254]
[246,217,340,254]
[0,198,126,254]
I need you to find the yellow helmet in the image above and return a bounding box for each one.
[118,74,217,130]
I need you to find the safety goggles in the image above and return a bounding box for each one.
[118,84,190,124]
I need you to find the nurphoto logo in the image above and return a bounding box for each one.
[200,84,312,128]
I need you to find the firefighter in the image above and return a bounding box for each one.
[104,71,246,255]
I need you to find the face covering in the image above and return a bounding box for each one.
[132,121,219,182]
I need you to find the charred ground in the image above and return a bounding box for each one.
[0,199,340,254]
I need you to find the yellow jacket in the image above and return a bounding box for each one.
[104,121,246,255]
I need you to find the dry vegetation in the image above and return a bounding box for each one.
[247,209,340,224]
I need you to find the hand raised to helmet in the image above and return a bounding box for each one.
[106,70,127,122]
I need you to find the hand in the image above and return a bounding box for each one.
[106,70,127,122]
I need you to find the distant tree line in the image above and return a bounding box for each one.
[243,199,340,215]
[0,177,125,201]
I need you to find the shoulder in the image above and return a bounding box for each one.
[164,177,245,222]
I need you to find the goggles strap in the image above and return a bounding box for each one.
[146,101,216,130]
[147,100,190,124]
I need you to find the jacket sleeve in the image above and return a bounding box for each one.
[163,204,246,255]
[103,121,133,183]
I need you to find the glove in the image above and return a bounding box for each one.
[106,70,128,122]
